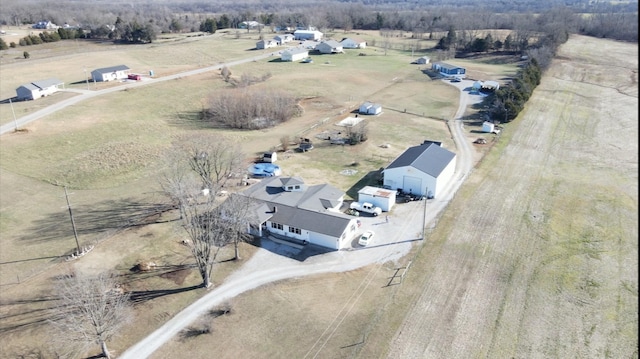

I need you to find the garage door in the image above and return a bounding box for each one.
[403,176,422,195]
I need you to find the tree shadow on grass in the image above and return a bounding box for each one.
[345,169,383,200]
[18,197,178,244]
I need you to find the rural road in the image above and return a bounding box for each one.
[0,50,281,135]
[118,79,482,358]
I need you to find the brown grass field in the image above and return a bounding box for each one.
[0,29,636,359]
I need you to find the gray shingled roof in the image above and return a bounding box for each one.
[239,176,352,237]
[386,143,455,177]
[31,78,64,89]
[93,65,130,74]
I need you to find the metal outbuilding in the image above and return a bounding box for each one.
[357,186,396,212]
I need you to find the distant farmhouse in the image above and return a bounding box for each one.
[256,39,278,49]
[15,78,64,101]
[294,29,323,41]
[315,39,343,54]
[239,176,360,250]
[33,20,58,30]
[340,37,367,49]
[239,21,262,30]
[431,62,466,79]
[383,141,456,199]
[281,47,309,62]
[91,65,131,82]
[273,34,295,45]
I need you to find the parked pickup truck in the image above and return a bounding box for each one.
[349,201,382,216]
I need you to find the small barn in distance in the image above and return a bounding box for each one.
[316,39,343,54]
[256,39,278,49]
[413,56,430,65]
[91,65,130,82]
[281,48,309,62]
[293,29,323,41]
[15,78,64,101]
[359,102,382,115]
[340,37,366,49]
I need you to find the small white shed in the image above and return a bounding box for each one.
[263,152,277,163]
[482,121,495,133]
[357,186,396,212]
[359,102,382,115]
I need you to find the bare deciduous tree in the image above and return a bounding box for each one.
[160,135,252,287]
[49,271,132,359]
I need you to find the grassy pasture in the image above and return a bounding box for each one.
[0,29,523,358]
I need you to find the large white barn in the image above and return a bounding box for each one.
[382,141,456,199]
[15,78,64,101]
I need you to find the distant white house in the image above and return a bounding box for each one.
[358,102,382,115]
[15,78,64,101]
[281,47,309,62]
[33,20,58,30]
[274,34,295,45]
[315,40,343,54]
[383,141,456,199]
[239,21,261,29]
[294,29,323,41]
[340,37,366,49]
[91,65,131,82]
[256,39,278,49]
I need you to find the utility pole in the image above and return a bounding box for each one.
[63,186,81,255]
[422,187,428,239]
[84,69,89,90]
[9,98,18,131]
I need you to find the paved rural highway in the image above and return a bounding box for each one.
[0,50,281,135]
[118,80,481,358]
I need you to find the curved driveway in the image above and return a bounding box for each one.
[119,79,480,358]
[2,53,479,357]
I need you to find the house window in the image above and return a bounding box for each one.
[271,222,283,230]
[350,224,356,232]
[289,226,301,235]
[294,185,300,190]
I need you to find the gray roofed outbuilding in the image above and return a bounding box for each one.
[387,143,455,178]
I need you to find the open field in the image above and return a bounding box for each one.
[0,28,506,357]
[2,30,630,359]
[149,35,638,358]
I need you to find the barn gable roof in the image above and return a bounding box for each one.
[386,143,455,177]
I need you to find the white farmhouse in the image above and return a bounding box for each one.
[340,37,367,49]
[15,78,64,101]
[239,176,360,250]
[256,39,278,49]
[281,47,309,62]
[91,65,131,82]
[382,141,456,199]
[315,39,343,54]
[274,34,295,45]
